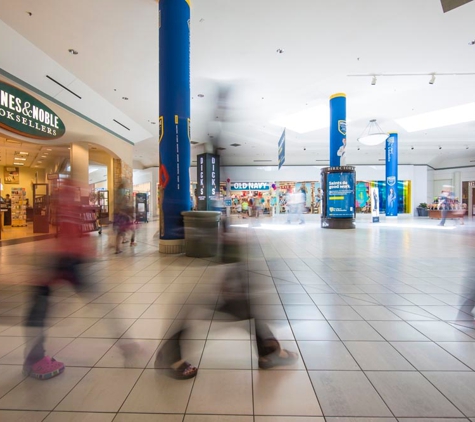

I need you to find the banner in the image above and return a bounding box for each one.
[385,133,398,216]
[371,187,380,223]
[329,93,346,167]
[197,153,220,210]
[278,129,285,169]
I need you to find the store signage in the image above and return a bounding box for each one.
[326,172,355,218]
[230,182,270,191]
[197,153,220,210]
[0,81,65,140]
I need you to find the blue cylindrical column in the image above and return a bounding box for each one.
[385,133,398,217]
[329,93,346,167]
[159,0,191,252]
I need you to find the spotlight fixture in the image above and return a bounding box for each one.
[439,146,442,150]
[466,146,469,149]
[357,147,360,151]
[469,40,475,45]
[68,49,78,55]
[429,74,436,85]
[122,97,129,100]
[371,76,377,86]
[276,49,284,54]
[357,119,389,146]
[411,146,414,150]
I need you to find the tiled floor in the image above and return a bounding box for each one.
[1,215,475,421]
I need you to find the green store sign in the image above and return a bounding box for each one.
[0,81,65,140]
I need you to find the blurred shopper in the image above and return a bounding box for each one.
[23,179,93,380]
[286,188,305,224]
[241,197,248,219]
[113,182,137,253]
[155,220,297,378]
[438,186,453,227]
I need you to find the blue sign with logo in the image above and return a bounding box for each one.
[329,93,346,167]
[326,172,355,218]
[385,133,398,217]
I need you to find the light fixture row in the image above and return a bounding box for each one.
[370,74,436,86]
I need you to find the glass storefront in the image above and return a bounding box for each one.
[356,180,411,214]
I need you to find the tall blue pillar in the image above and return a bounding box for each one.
[385,133,398,217]
[158,0,191,253]
[329,93,346,167]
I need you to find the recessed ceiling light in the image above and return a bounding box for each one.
[46,148,52,151]
[395,102,475,132]
[41,155,47,158]
[15,157,26,161]
[14,163,24,166]
[37,161,42,163]
[68,49,78,55]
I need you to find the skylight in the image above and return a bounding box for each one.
[270,105,329,133]
[395,103,475,132]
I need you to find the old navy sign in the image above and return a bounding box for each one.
[0,81,66,140]
[231,182,270,191]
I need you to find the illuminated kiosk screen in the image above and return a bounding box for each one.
[326,172,355,218]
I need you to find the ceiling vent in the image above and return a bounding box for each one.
[230,143,241,147]
[46,75,82,99]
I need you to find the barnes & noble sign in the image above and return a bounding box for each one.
[0,81,66,140]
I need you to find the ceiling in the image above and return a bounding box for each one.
[0,0,475,171]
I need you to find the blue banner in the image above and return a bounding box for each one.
[278,129,286,169]
[327,172,355,218]
[159,0,191,240]
[329,93,346,167]
[385,133,398,217]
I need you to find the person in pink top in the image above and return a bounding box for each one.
[23,179,95,380]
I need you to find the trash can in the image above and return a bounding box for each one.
[181,211,221,257]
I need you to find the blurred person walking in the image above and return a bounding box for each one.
[23,179,94,380]
[155,220,298,378]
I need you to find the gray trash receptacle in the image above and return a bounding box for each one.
[181,211,221,257]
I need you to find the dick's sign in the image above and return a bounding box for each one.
[0,81,65,140]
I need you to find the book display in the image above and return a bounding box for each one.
[11,187,27,227]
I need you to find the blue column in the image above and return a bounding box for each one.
[159,0,191,249]
[329,93,346,167]
[385,133,398,217]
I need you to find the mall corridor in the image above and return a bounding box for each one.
[1,217,475,421]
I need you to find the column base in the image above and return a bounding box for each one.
[321,218,355,229]
[159,239,185,254]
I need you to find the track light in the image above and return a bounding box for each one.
[371,76,377,86]
[411,146,414,150]
[439,146,442,150]
[429,74,436,85]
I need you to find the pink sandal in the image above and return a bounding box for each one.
[25,356,65,380]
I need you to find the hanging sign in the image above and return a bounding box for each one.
[0,81,66,140]
[4,166,19,184]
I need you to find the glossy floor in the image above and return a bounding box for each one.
[1,216,475,422]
